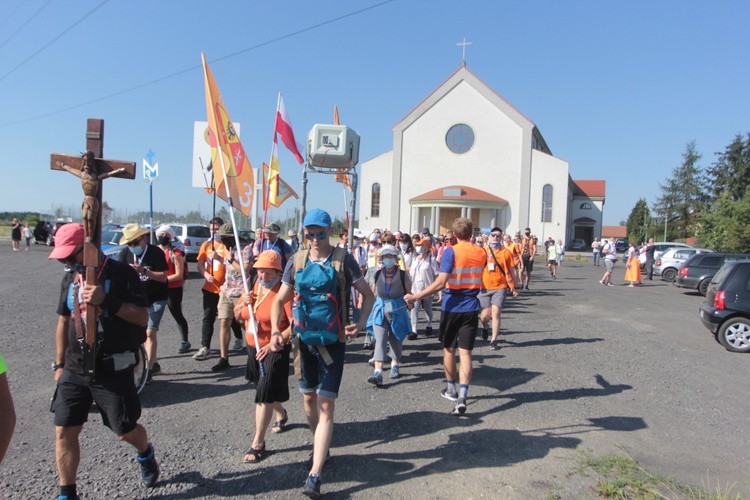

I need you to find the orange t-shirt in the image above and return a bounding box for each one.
[239,281,292,348]
[482,246,516,290]
[197,239,227,294]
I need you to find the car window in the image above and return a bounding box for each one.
[172,226,184,236]
[712,263,733,284]
[188,226,211,238]
[674,250,694,259]
[699,255,722,267]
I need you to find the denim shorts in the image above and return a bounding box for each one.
[298,340,346,399]
[147,300,168,330]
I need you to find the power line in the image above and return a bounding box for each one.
[0,0,395,128]
[0,0,54,51]
[0,0,110,84]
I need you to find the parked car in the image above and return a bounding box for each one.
[568,238,586,251]
[167,223,211,261]
[675,252,750,296]
[654,247,712,282]
[614,238,629,254]
[101,229,184,254]
[699,261,750,352]
[33,220,71,246]
[622,241,692,267]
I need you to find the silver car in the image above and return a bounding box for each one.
[167,223,211,261]
[654,247,712,282]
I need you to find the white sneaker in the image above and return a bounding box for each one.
[193,346,210,360]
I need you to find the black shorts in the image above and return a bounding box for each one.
[298,340,346,399]
[522,255,534,272]
[53,367,141,436]
[245,344,291,404]
[439,310,479,351]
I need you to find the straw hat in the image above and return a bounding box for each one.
[119,223,150,245]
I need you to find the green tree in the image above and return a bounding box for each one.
[625,198,654,243]
[697,193,750,252]
[654,141,706,240]
[706,133,750,202]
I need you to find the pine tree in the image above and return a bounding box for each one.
[706,133,750,202]
[625,198,654,243]
[654,141,706,240]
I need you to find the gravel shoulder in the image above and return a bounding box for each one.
[1,247,748,498]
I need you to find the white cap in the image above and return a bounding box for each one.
[155,224,175,239]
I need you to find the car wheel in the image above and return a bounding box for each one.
[698,279,710,296]
[662,268,677,282]
[717,317,750,353]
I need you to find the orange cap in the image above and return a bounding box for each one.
[253,250,282,271]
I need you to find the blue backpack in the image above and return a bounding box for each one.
[292,247,348,346]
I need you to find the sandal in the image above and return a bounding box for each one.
[271,409,288,434]
[242,443,266,463]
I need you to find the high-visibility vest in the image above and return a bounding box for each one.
[446,241,487,291]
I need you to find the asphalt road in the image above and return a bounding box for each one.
[1,245,748,499]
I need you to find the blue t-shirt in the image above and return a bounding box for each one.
[256,237,293,269]
[439,246,481,313]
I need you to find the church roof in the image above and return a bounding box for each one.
[410,185,507,204]
[572,180,606,198]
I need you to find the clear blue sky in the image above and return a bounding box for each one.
[0,0,747,228]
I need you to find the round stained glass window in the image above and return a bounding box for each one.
[446,123,475,154]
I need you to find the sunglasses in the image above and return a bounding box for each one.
[490,233,503,238]
[304,231,328,241]
[127,237,144,247]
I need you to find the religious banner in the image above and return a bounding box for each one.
[263,162,298,209]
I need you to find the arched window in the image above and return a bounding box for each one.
[371,183,380,217]
[580,202,592,210]
[541,184,553,222]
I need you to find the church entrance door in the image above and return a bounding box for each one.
[439,208,461,235]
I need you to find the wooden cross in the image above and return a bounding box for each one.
[50,119,136,376]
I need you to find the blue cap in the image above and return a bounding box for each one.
[303,208,332,228]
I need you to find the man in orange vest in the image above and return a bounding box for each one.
[405,217,486,415]
[520,227,536,290]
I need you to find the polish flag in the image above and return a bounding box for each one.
[274,93,304,165]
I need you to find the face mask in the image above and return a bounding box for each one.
[415,246,423,255]
[221,237,235,248]
[489,240,502,249]
[382,258,396,269]
[158,235,171,246]
[400,243,408,252]
[129,245,144,256]
[525,232,530,236]
[259,276,278,289]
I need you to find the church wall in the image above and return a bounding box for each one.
[396,82,525,232]
[358,151,393,234]
[529,149,570,245]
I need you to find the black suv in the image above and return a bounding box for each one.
[675,252,750,296]
[699,261,750,352]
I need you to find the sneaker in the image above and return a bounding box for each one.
[490,340,500,350]
[599,280,606,286]
[607,282,614,287]
[480,327,488,341]
[57,495,80,500]
[406,332,417,341]
[178,341,191,354]
[628,284,635,288]
[451,397,467,416]
[193,346,210,360]
[150,362,161,375]
[362,340,372,350]
[367,371,383,386]
[302,473,321,499]
[424,325,433,336]
[389,364,400,379]
[233,338,243,351]
[211,357,230,372]
[440,387,458,402]
[137,443,160,487]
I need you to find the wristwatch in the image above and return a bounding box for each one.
[51,362,64,371]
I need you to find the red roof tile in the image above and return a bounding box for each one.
[410,185,508,203]
[572,180,606,198]
[602,225,627,238]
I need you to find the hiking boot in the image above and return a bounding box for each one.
[211,357,230,372]
[406,332,417,341]
[480,327,488,341]
[302,473,321,499]
[193,346,210,360]
[178,341,191,354]
[424,325,433,336]
[389,364,400,379]
[367,371,383,386]
[137,443,160,487]
[452,397,467,416]
[233,338,244,351]
[441,387,458,402]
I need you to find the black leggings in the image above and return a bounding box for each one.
[167,286,189,342]
[201,289,243,348]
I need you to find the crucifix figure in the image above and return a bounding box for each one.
[457,37,472,66]
[50,118,136,376]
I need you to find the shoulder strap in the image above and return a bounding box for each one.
[294,248,310,271]
[330,246,349,325]
[400,269,406,290]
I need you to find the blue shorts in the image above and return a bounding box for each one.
[298,340,346,399]
[147,300,168,330]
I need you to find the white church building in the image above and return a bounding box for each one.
[357,64,605,247]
